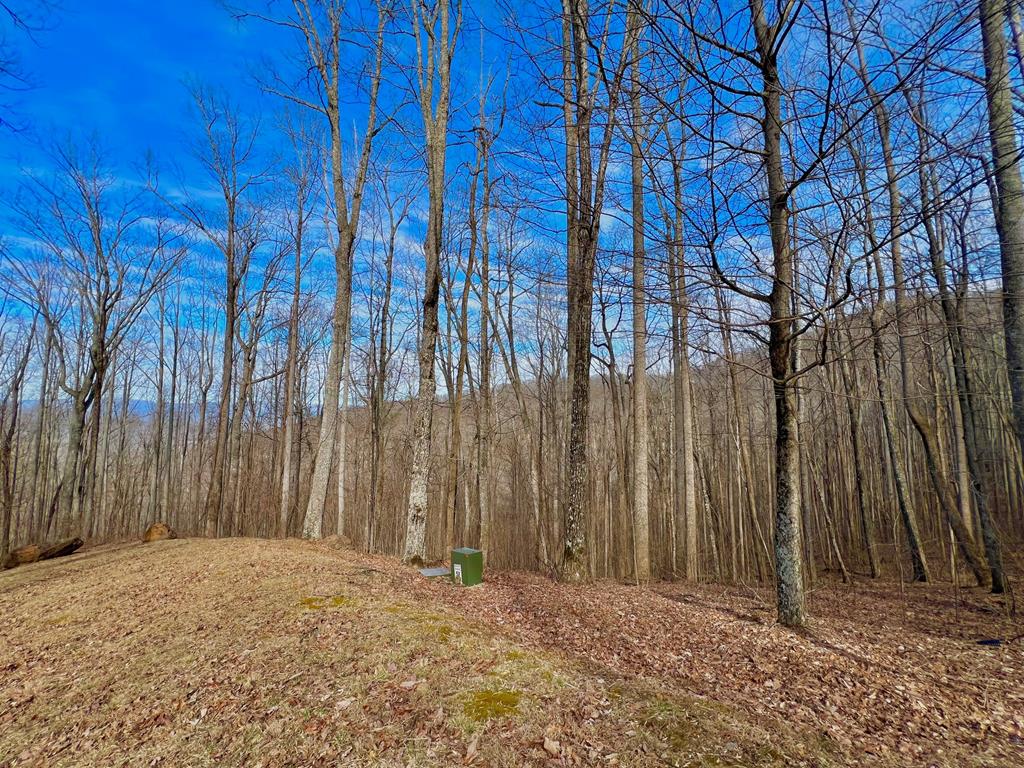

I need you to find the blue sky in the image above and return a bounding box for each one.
[0,0,538,253]
[0,0,786,375]
[0,1,281,181]
[4,0,963,360]
[0,0,1000,399]
[0,0,575,395]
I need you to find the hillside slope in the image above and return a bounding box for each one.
[1,539,1020,767]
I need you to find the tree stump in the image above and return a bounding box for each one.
[142,523,176,543]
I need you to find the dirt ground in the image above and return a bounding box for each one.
[1,538,1021,767]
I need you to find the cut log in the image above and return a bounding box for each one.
[2,537,83,570]
[142,522,176,543]
[3,544,41,570]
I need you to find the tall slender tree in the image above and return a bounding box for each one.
[404,0,461,564]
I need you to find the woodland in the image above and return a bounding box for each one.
[1,0,1024,764]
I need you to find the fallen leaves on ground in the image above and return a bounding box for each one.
[0,539,812,768]
[400,560,1024,767]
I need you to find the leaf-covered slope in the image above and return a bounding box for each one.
[0,538,818,767]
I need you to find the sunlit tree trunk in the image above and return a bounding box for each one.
[976,0,1016,593]
[404,0,458,564]
[628,0,650,583]
[300,4,385,540]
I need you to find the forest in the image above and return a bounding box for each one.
[0,1,1023,766]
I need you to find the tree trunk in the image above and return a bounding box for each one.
[303,281,348,539]
[752,0,805,626]
[404,0,455,565]
[629,1,650,583]
[971,0,1016,592]
[667,147,699,582]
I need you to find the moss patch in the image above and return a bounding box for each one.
[298,595,350,610]
[462,688,522,722]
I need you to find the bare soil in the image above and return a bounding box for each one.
[1,538,1020,767]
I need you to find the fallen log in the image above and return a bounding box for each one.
[2,537,84,570]
[2,544,41,570]
[39,537,85,560]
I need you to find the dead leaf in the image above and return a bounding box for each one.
[543,736,561,757]
[465,735,479,763]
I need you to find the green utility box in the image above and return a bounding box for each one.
[451,547,483,586]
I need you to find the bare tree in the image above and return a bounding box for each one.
[627,0,651,583]
[236,0,390,539]
[9,141,181,539]
[977,0,1017,593]
[403,0,461,564]
[278,120,319,537]
[152,88,267,538]
[559,0,635,581]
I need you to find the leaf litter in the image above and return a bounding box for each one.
[0,537,1020,767]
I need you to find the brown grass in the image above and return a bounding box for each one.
[1,538,826,767]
